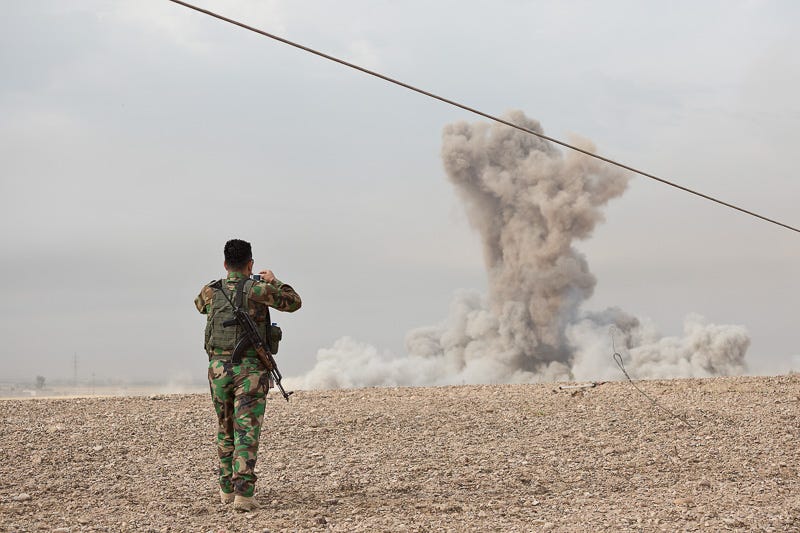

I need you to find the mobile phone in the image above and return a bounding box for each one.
[251,274,261,281]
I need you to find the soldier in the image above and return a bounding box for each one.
[194,239,302,511]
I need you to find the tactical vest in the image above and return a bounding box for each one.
[204,278,269,358]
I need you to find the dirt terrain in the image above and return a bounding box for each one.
[1,375,798,532]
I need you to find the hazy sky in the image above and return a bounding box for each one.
[1,0,798,384]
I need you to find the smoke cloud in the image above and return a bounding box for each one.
[292,112,749,389]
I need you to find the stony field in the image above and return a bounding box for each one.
[1,375,798,532]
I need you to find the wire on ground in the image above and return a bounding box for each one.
[610,326,695,429]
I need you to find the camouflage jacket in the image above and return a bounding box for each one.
[195,272,302,357]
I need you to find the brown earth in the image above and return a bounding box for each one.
[1,375,798,532]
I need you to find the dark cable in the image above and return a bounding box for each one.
[610,327,694,429]
[166,0,799,234]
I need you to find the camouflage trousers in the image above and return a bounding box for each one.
[208,358,269,498]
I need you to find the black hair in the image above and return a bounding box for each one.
[224,239,252,270]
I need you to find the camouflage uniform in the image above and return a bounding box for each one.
[195,272,301,497]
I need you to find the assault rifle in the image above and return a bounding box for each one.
[209,279,293,402]
[223,309,292,401]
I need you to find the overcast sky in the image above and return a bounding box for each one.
[1,0,798,385]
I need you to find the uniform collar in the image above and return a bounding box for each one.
[226,271,247,281]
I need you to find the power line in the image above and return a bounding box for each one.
[166,0,799,234]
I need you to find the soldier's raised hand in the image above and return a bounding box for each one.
[259,270,276,284]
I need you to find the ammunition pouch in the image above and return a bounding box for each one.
[267,324,282,355]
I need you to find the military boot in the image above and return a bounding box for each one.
[219,489,234,504]
[233,494,259,512]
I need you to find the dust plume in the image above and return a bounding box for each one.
[292,112,748,389]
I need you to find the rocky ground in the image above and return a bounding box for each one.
[1,375,798,532]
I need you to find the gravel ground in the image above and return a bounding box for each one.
[1,375,798,532]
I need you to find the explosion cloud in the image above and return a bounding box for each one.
[294,112,749,389]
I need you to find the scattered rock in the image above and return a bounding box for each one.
[724,517,745,527]
[0,377,797,531]
[532,483,550,495]
[12,493,31,502]
[439,504,463,513]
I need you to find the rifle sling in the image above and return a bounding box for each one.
[237,277,273,327]
[235,277,247,309]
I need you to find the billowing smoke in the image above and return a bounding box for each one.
[293,112,749,389]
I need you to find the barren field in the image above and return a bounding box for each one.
[1,375,798,532]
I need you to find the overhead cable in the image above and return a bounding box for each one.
[166,0,799,234]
